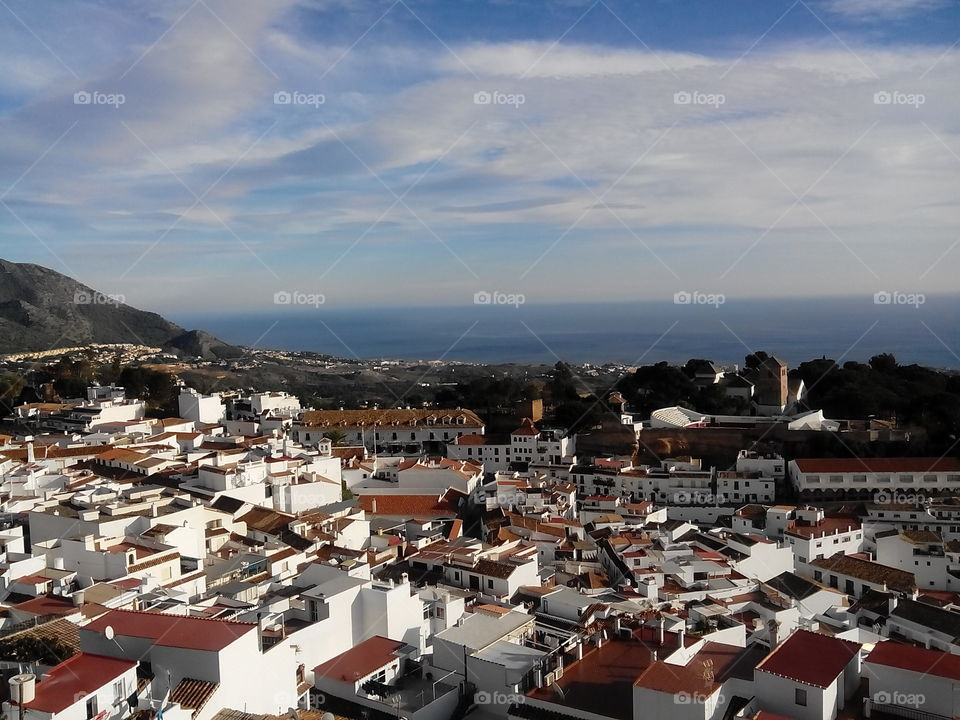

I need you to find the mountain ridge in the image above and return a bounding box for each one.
[0,259,241,359]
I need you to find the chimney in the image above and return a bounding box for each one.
[26,436,35,463]
[678,627,685,647]
[658,616,665,645]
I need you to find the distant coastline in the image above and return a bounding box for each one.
[172,295,960,369]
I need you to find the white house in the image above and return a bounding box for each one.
[4,653,138,720]
[754,630,861,720]
[789,457,960,499]
[864,640,960,719]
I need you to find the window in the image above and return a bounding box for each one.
[795,689,807,707]
[86,698,99,720]
[113,679,125,702]
[487,578,494,590]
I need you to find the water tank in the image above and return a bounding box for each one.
[10,674,36,705]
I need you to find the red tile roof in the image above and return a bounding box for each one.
[786,516,860,538]
[12,594,77,617]
[634,642,748,697]
[453,434,487,445]
[21,653,136,714]
[357,494,458,518]
[511,418,540,436]
[170,678,220,716]
[866,640,960,681]
[756,630,860,688]
[793,457,960,474]
[314,635,404,682]
[85,609,255,652]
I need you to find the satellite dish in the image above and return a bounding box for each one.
[104,626,115,641]
[322,713,335,720]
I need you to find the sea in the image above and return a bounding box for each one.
[173,295,960,369]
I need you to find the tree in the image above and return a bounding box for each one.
[869,353,898,374]
[744,351,770,369]
[324,430,348,446]
[0,635,74,665]
[547,362,579,403]
[0,372,25,412]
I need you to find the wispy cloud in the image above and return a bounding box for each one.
[0,0,957,311]
[822,0,950,19]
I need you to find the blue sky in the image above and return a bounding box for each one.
[0,0,958,313]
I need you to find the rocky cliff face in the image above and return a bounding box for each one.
[0,259,240,359]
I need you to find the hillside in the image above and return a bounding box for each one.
[0,259,241,359]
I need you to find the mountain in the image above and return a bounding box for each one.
[0,259,242,359]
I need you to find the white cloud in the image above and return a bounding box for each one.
[822,0,950,19]
[0,1,958,310]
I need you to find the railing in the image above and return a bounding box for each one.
[0,613,64,638]
[871,702,950,720]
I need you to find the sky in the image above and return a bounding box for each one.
[0,0,958,315]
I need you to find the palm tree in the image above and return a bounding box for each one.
[323,430,348,446]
